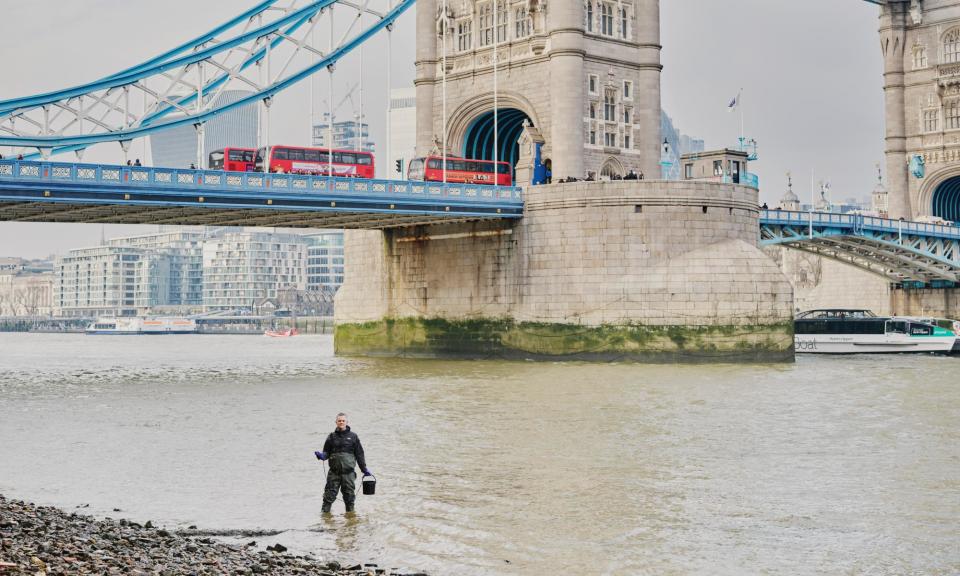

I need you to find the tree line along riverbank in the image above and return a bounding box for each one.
[0,495,425,576]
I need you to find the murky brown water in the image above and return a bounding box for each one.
[1,333,958,574]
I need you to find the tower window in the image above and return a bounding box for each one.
[496,0,508,43]
[458,20,473,51]
[604,90,616,121]
[923,109,939,132]
[600,3,614,36]
[479,3,493,46]
[913,45,928,69]
[944,29,960,64]
[947,101,960,130]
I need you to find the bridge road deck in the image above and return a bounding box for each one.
[0,159,523,229]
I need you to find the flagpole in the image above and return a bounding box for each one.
[739,89,744,142]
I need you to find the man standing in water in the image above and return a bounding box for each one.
[315,413,371,513]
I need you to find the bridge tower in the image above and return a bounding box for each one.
[415,0,662,182]
[879,0,960,220]
[334,0,796,362]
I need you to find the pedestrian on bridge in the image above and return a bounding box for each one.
[314,412,371,513]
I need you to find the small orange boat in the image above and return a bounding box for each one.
[264,328,299,337]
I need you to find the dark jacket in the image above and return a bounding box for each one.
[323,426,367,473]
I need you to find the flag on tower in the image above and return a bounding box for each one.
[727,92,740,111]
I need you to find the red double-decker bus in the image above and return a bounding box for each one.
[254,145,375,178]
[407,156,512,186]
[208,147,256,171]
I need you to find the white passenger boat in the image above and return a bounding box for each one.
[794,309,956,354]
[85,317,197,335]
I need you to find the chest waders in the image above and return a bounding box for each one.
[322,452,357,513]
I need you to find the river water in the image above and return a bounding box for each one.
[0,333,958,575]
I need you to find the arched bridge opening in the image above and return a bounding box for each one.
[932,176,960,223]
[462,108,533,178]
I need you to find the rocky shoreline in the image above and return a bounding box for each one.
[0,495,425,575]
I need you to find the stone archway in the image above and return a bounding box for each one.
[931,175,960,222]
[462,108,534,172]
[600,157,624,180]
[917,164,960,217]
[446,93,541,163]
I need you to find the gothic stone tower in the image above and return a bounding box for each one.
[415,0,661,181]
[880,0,960,219]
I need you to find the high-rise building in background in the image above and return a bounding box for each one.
[202,231,307,311]
[107,230,206,308]
[661,111,704,180]
[388,87,417,180]
[150,90,258,169]
[312,115,375,153]
[304,232,344,291]
[54,247,171,317]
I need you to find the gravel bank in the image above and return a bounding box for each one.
[0,495,426,575]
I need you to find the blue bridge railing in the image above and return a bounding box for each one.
[0,158,524,207]
[760,209,960,241]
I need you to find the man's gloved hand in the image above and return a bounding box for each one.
[314,451,328,461]
[362,468,372,476]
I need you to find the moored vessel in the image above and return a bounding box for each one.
[794,309,956,354]
[85,317,197,335]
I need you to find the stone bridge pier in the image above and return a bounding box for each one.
[334,181,795,362]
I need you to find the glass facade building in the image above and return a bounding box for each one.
[150,90,258,169]
[108,231,206,307]
[54,247,171,317]
[202,231,308,311]
[305,232,345,291]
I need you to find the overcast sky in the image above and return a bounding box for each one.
[0,0,883,258]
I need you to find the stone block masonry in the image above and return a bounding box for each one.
[335,180,795,362]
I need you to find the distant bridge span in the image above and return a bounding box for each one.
[761,210,960,287]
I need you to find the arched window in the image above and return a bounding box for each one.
[620,7,628,39]
[495,0,508,43]
[600,3,614,36]
[586,2,593,33]
[458,20,473,51]
[947,100,960,130]
[944,28,960,63]
[515,8,530,38]
[479,3,493,46]
[604,89,616,121]
[913,45,928,69]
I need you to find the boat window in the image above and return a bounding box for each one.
[886,321,908,334]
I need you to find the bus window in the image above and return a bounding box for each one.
[304,149,320,162]
[209,150,225,169]
[227,149,246,161]
[273,148,288,160]
[498,163,510,174]
[243,150,255,163]
[289,148,304,161]
[409,159,425,179]
[340,152,357,164]
[428,158,441,169]
[357,154,372,165]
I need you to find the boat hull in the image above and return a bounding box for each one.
[795,335,956,354]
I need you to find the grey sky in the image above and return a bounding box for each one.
[0,0,882,258]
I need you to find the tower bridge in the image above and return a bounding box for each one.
[4,0,959,360]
